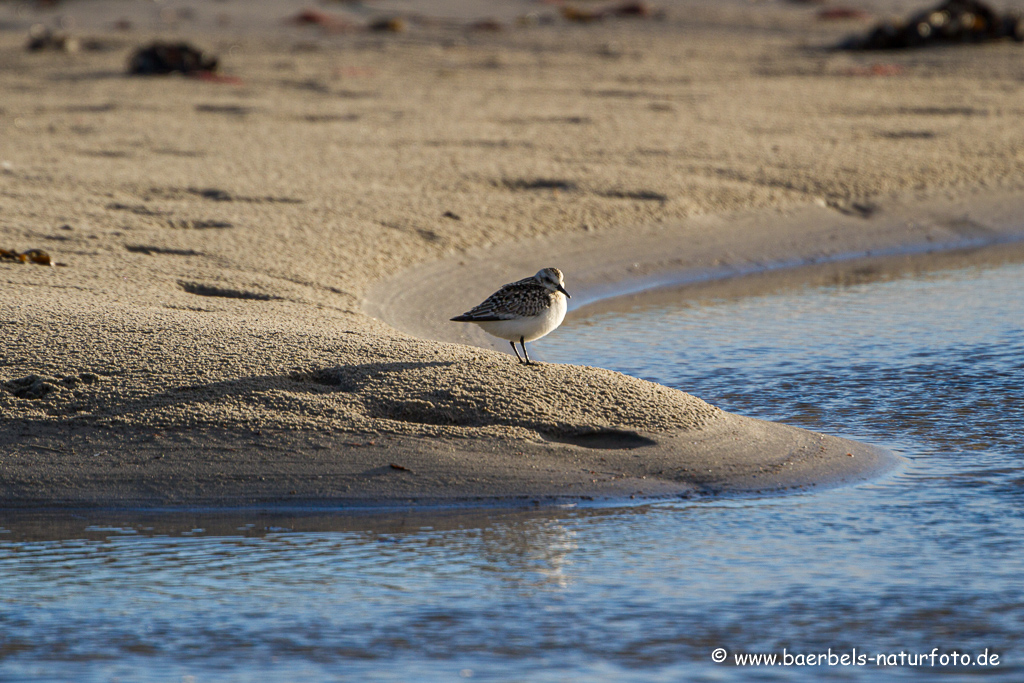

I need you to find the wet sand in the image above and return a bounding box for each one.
[3,0,1023,508]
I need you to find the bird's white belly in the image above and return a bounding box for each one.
[476,293,567,342]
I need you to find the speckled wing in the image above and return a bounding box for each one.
[451,279,554,321]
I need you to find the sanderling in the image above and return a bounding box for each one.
[450,267,570,365]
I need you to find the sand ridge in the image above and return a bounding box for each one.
[4,0,1024,507]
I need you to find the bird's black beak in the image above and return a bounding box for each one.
[557,285,570,299]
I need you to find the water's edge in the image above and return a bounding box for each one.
[11,196,1021,512]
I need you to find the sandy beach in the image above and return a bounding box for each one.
[2,0,1023,508]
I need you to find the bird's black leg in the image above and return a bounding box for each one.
[520,336,532,365]
[510,340,525,364]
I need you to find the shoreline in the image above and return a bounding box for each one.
[1,409,899,511]
[37,186,1024,509]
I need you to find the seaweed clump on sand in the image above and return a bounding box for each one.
[128,42,219,75]
[1,248,52,265]
[841,0,1024,49]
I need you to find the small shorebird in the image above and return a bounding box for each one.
[451,267,570,365]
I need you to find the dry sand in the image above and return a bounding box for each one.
[2,0,1023,508]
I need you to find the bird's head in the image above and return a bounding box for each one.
[535,267,570,299]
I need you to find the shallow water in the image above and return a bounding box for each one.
[2,259,1022,681]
